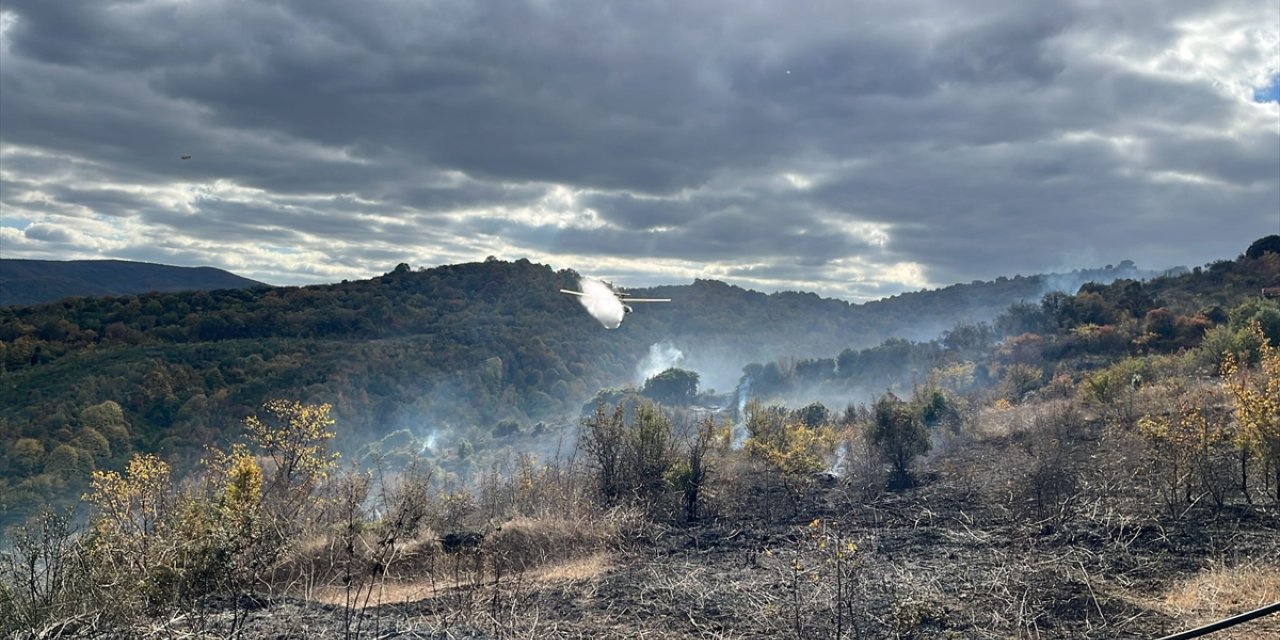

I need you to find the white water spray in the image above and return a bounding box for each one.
[576,278,626,329]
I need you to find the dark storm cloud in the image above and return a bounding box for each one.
[0,0,1275,295]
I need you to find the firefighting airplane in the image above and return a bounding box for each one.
[560,280,670,329]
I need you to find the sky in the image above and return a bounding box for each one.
[0,0,1277,301]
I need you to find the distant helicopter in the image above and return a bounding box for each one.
[180,155,192,160]
[560,279,670,329]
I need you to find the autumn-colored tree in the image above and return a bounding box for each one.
[1222,322,1280,503]
[1137,396,1234,512]
[746,401,837,504]
[83,453,173,589]
[243,399,338,522]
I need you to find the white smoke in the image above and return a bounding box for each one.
[419,430,438,454]
[732,378,751,449]
[829,441,847,475]
[577,277,626,329]
[637,341,685,383]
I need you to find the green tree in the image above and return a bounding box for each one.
[43,445,91,479]
[642,368,700,407]
[1245,234,1280,259]
[11,438,45,475]
[626,402,675,505]
[915,388,961,431]
[868,394,930,488]
[793,401,830,428]
[79,401,131,457]
[580,401,675,507]
[1227,299,1280,346]
[76,428,111,462]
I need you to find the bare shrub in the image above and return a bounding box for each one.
[579,400,678,515]
[757,518,865,639]
[666,416,729,522]
[838,428,885,501]
[0,510,82,635]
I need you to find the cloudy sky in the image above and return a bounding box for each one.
[0,0,1277,300]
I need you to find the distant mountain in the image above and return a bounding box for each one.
[0,259,267,307]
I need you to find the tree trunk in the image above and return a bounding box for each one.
[1240,449,1252,504]
[1274,460,1279,505]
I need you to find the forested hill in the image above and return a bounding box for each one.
[0,259,267,307]
[0,257,1164,458]
[0,255,1208,460]
[0,247,1276,528]
[1,257,1159,375]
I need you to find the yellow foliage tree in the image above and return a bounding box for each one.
[745,405,837,508]
[243,399,338,522]
[1137,397,1233,511]
[1222,321,1280,503]
[747,422,837,478]
[86,454,171,539]
[84,453,172,577]
[204,443,265,533]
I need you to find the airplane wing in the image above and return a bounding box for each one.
[619,297,670,303]
[559,289,586,297]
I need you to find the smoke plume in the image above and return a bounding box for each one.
[637,341,685,383]
[732,377,751,449]
[576,277,626,329]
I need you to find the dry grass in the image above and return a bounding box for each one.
[1158,562,1280,639]
[307,580,437,607]
[1163,562,1280,613]
[295,514,620,609]
[533,551,613,582]
[487,515,617,572]
[305,551,615,607]
[974,399,1043,439]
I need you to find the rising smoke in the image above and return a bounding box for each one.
[576,277,626,329]
[418,429,438,454]
[732,377,751,449]
[636,341,685,383]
